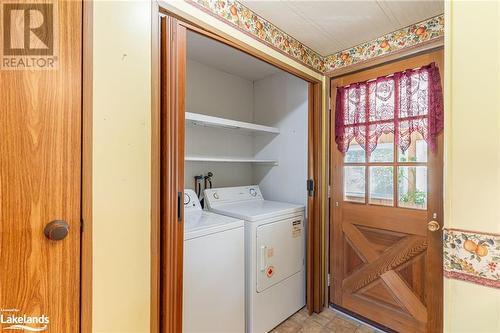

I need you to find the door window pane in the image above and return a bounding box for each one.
[369,166,394,206]
[369,125,394,163]
[344,166,365,203]
[398,166,427,209]
[344,140,365,163]
[398,127,428,162]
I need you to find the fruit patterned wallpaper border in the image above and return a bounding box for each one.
[186,0,325,73]
[184,0,444,74]
[323,15,444,73]
[444,228,500,289]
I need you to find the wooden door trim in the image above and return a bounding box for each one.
[152,4,325,332]
[328,49,444,332]
[151,2,161,333]
[81,0,93,332]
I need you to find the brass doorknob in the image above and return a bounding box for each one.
[44,220,69,241]
[427,220,440,232]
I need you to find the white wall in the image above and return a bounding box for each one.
[253,72,309,207]
[186,59,309,206]
[186,59,254,121]
[185,59,255,190]
[93,1,151,332]
[443,1,500,332]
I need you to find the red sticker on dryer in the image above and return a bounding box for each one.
[266,266,275,278]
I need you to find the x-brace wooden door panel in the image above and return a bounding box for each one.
[341,208,428,332]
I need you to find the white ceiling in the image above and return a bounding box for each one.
[240,0,444,56]
[187,30,280,81]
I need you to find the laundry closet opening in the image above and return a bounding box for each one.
[156,15,324,332]
[183,29,309,333]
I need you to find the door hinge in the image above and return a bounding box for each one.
[307,179,315,197]
[327,273,331,287]
[328,185,331,198]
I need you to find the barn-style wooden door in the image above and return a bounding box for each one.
[329,50,444,333]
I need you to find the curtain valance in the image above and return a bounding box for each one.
[335,63,443,155]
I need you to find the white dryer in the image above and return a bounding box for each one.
[183,189,245,333]
[204,186,305,333]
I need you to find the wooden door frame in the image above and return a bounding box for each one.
[81,0,93,332]
[151,3,326,332]
[327,48,444,332]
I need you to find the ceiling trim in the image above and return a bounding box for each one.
[184,0,444,75]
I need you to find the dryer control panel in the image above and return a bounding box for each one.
[204,185,263,208]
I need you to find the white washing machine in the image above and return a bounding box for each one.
[183,189,245,333]
[204,186,305,333]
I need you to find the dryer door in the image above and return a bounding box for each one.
[256,216,304,292]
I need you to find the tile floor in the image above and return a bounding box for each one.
[271,307,380,333]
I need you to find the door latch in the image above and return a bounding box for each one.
[177,191,183,222]
[307,179,315,197]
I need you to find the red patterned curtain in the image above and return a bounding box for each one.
[335,63,443,155]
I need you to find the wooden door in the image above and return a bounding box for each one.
[307,82,324,314]
[329,50,443,332]
[0,1,82,332]
[159,14,186,333]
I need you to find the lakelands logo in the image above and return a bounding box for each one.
[0,1,58,70]
[0,309,48,331]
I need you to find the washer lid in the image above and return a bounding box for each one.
[184,210,244,240]
[209,200,304,222]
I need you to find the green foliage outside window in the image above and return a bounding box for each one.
[399,189,427,205]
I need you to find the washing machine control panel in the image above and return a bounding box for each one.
[184,189,202,211]
[205,186,263,208]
